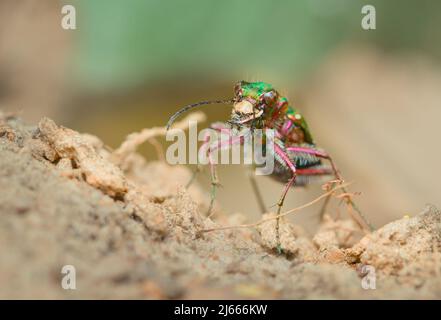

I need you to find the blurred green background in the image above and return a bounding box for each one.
[63,0,441,149]
[1,0,440,230]
[71,0,440,90]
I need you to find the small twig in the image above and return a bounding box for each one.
[338,191,372,234]
[147,137,165,162]
[200,182,351,234]
[112,111,206,165]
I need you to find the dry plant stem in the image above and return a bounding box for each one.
[344,201,366,233]
[147,137,165,161]
[320,181,373,233]
[200,182,352,234]
[112,111,206,164]
[340,188,373,233]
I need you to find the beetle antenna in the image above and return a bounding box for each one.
[166,99,234,130]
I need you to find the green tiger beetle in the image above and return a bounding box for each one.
[166,81,373,253]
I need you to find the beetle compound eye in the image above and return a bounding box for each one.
[263,91,277,104]
[234,83,242,98]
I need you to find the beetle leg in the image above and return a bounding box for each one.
[185,123,230,190]
[273,142,297,254]
[201,129,244,218]
[286,146,373,231]
[185,164,202,189]
[247,168,267,214]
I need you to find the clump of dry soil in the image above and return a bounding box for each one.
[1,112,440,299]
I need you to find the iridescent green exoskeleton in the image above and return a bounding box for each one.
[167,81,372,253]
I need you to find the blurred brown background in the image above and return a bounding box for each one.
[1,0,440,231]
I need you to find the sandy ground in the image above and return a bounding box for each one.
[1,112,441,299]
